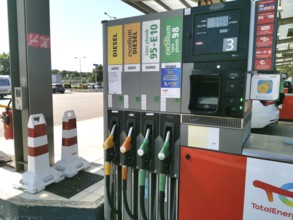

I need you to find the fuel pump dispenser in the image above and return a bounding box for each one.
[103,0,285,219]
[103,8,183,220]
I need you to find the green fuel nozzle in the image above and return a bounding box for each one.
[137,128,150,157]
[158,131,171,161]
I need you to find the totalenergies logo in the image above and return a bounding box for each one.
[253,180,293,207]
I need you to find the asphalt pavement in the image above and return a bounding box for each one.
[0,92,105,166]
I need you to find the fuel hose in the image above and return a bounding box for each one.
[159,174,166,220]
[120,127,137,219]
[158,131,171,220]
[103,124,121,216]
[139,170,148,220]
[137,128,151,220]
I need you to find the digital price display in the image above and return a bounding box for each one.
[193,10,240,55]
[207,16,229,28]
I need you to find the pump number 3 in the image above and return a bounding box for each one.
[223,37,238,52]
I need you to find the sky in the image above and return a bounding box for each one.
[0,0,143,72]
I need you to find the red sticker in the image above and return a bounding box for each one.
[255,59,272,71]
[255,48,272,59]
[256,36,273,48]
[258,0,276,12]
[27,33,40,48]
[256,24,274,36]
[39,35,51,49]
[257,11,275,24]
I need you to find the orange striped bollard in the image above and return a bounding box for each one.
[55,110,90,177]
[19,114,65,193]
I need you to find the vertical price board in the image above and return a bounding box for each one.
[253,0,278,71]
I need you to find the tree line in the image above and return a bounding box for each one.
[1,52,292,80]
[0,52,103,83]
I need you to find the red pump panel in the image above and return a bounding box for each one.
[179,147,247,220]
[279,94,293,120]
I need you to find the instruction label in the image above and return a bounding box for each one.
[161,63,181,98]
[108,65,122,94]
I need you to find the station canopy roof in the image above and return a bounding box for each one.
[122,0,293,69]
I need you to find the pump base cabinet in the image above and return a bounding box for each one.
[179,147,293,220]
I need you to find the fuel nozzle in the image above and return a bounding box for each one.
[137,128,150,157]
[103,124,116,150]
[120,126,133,154]
[158,131,171,161]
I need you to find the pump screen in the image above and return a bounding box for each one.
[189,74,220,112]
[207,16,228,28]
[193,10,240,55]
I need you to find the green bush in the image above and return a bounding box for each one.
[64,83,71,89]
[81,84,88,89]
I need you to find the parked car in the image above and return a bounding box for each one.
[251,100,279,129]
[0,75,11,99]
[94,82,103,89]
[52,83,65,94]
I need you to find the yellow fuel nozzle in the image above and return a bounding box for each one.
[120,127,133,153]
[103,124,116,150]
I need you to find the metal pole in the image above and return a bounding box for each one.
[104,12,117,20]
[74,56,86,73]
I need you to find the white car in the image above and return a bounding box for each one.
[251,100,279,129]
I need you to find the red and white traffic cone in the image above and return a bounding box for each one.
[19,114,65,194]
[54,110,90,177]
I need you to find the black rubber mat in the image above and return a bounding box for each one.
[45,171,104,199]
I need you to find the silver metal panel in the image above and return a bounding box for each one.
[10,0,54,169]
[180,123,249,155]
[26,0,54,165]
[111,94,125,110]
[180,63,193,113]
[8,0,24,171]
[181,114,243,129]
[122,73,142,110]
[140,72,161,111]
[243,134,293,163]
[247,0,256,71]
